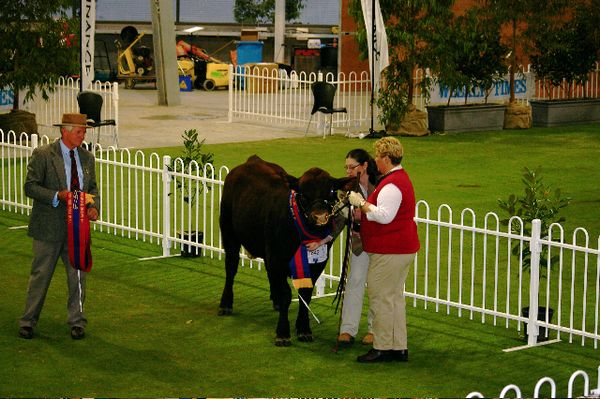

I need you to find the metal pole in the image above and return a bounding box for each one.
[370,0,375,135]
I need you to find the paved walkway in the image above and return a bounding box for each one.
[117,84,306,149]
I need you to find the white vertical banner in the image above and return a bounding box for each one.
[80,0,95,91]
[360,0,389,92]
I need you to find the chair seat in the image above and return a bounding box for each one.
[90,119,116,127]
[317,106,347,114]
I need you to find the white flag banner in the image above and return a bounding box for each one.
[360,0,389,93]
[80,0,95,90]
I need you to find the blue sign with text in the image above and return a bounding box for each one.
[0,89,14,109]
[429,75,530,105]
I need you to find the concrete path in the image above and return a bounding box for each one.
[117,84,306,149]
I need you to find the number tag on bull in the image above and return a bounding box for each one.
[307,244,327,264]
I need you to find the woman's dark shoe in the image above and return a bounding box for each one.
[393,349,409,362]
[19,326,33,339]
[357,348,395,363]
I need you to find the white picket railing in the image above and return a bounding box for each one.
[467,365,600,398]
[2,131,600,351]
[21,76,119,147]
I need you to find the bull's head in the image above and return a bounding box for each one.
[290,168,354,226]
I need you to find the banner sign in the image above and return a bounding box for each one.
[360,0,389,92]
[428,73,532,105]
[80,0,95,90]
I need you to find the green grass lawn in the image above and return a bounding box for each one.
[1,211,598,397]
[1,124,600,397]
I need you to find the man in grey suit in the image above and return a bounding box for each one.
[19,113,99,340]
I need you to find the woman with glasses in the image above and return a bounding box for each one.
[337,148,380,347]
[348,136,420,363]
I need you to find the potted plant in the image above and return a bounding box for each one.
[498,167,571,342]
[528,1,600,126]
[0,1,78,138]
[169,128,214,257]
[348,0,453,136]
[427,6,508,133]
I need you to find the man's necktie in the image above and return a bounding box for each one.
[69,149,80,192]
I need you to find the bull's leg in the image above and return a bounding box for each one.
[296,286,315,342]
[296,261,327,342]
[218,228,240,316]
[267,266,292,346]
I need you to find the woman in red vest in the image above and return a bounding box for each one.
[348,136,420,363]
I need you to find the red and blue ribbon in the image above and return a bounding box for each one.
[67,191,92,273]
[288,190,330,289]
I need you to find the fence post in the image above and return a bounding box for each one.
[162,155,172,257]
[112,82,119,147]
[527,218,542,346]
[228,64,233,123]
[31,133,39,149]
[315,274,325,297]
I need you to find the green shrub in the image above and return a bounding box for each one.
[169,128,214,205]
[498,166,570,277]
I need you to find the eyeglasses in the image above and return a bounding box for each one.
[344,163,360,171]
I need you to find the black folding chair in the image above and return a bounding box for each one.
[77,91,117,148]
[304,81,348,138]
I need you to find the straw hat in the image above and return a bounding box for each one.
[53,113,93,128]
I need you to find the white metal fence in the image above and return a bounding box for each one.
[228,65,372,134]
[22,77,119,147]
[228,63,600,129]
[467,365,600,398]
[2,131,600,352]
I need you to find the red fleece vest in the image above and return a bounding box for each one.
[361,169,420,254]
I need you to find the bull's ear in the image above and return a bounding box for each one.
[334,176,356,192]
[286,175,299,190]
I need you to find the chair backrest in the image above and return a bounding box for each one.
[310,81,337,114]
[77,91,103,123]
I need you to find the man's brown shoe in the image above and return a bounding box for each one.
[361,332,374,345]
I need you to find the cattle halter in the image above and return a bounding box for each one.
[294,190,337,226]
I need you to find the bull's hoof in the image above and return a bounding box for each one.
[297,333,314,342]
[218,307,233,316]
[275,337,292,347]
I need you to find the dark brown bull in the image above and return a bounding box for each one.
[218,155,352,346]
